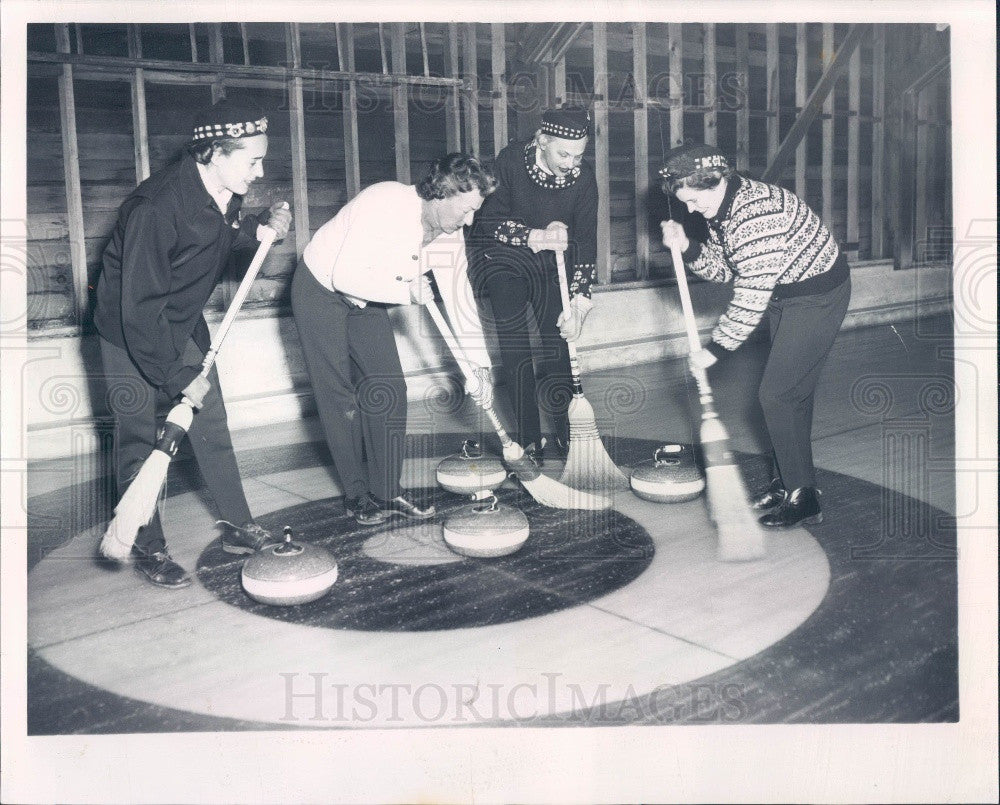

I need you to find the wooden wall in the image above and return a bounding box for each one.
[25,21,951,332]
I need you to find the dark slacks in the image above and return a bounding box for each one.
[290,263,407,501]
[473,251,572,447]
[99,335,252,553]
[758,277,851,490]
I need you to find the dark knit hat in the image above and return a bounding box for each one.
[658,143,730,180]
[191,95,269,141]
[540,105,591,140]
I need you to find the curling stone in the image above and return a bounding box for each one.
[241,527,338,606]
[436,440,508,498]
[442,495,530,558]
[630,444,706,503]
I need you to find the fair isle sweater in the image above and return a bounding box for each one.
[681,174,849,356]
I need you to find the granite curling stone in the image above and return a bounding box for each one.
[630,444,706,503]
[442,495,530,558]
[436,440,508,498]
[241,527,338,606]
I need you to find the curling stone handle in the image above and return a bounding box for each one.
[460,440,483,459]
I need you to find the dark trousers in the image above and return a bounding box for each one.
[475,254,572,447]
[758,277,851,490]
[290,263,407,501]
[99,335,252,553]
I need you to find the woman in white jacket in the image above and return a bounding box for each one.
[292,154,497,525]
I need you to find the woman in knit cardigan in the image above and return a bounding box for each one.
[659,143,851,528]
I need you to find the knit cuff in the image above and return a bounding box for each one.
[569,263,596,299]
[494,220,532,247]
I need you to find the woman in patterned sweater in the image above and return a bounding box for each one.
[660,143,851,527]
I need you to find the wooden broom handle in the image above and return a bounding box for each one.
[669,241,713,398]
[200,224,278,376]
[554,251,585,393]
[425,299,514,448]
[669,242,703,355]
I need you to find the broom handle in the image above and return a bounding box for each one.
[669,242,715,408]
[425,299,515,450]
[199,224,279,376]
[554,252,584,394]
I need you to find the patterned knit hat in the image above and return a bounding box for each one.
[192,96,269,141]
[540,105,591,140]
[658,143,730,180]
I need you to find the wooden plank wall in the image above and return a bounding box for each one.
[25,22,951,331]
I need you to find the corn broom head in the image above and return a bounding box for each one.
[699,416,767,563]
[98,402,194,561]
[98,451,171,560]
[559,395,630,492]
[503,441,611,511]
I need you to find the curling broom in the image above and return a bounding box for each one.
[554,252,629,492]
[425,299,610,511]
[99,224,280,560]
[668,241,767,562]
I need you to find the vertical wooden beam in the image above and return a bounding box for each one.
[74,23,84,54]
[846,37,861,261]
[821,24,834,224]
[461,23,479,155]
[54,24,88,329]
[914,82,932,263]
[189,23,199,62]
[126,24,150,182]
[209,23,226,103]
[285,23,310,256]
[734,25,750,171]
[766,24,781,169]
[390,23,411,183]
[208,23,230,306]
[592,22,611,285]
[552,57,566,105]
[240,23,250,66]
[491,23,508,155]
[419,23,430,77]
[795,23,807,197]
[871,25,886,258]
[444,23,462,152]
[633,23,650,281]
[377,23,388,74]
[667,23,683,147]
[337,24,361,199]
[702,23,717,145]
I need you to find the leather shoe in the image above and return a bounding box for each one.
[131,547,191,589]
[374,493,436,520]
[345,493,390,525]
[751,478,787,511]
[219,520,279,554]
[759,487,823,527]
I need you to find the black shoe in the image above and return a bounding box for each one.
[219,520,279,554]
[759,487,823,528]
[131,547,191,589]
[345,494,390,525]
[374,493,436,520]
[524,439,545,467]
[751,478,787,512]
